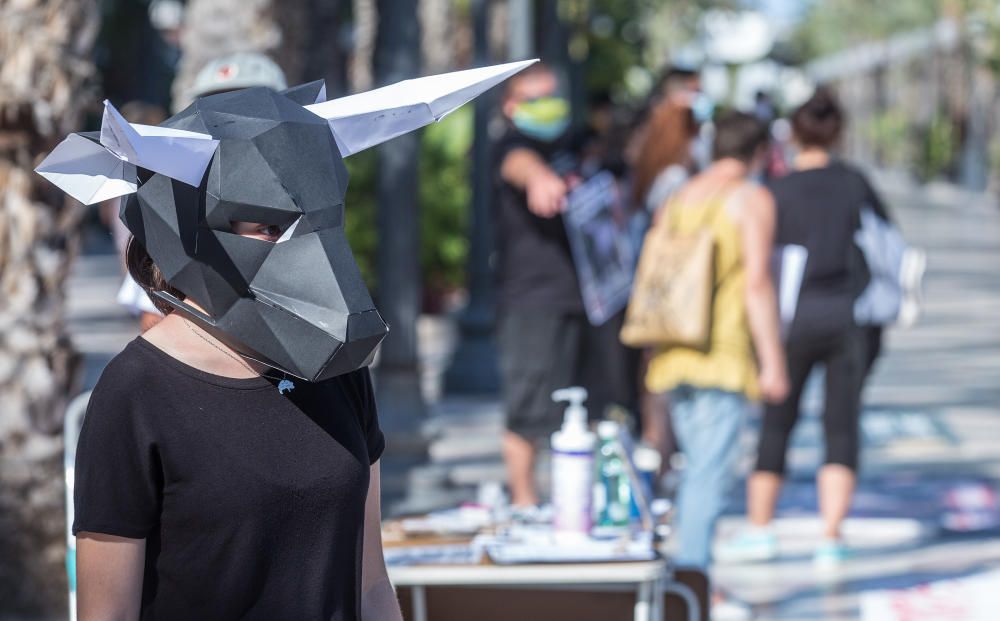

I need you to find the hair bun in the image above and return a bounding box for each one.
[807,88,838,118]
[791,87,844,148]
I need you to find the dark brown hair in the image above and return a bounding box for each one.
[125,236,183,315]
[791,87,843,148]
[632,101,697,204]
[712,111,768,164]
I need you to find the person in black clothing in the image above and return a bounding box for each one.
[73,220,401,620]
[495,63,636,507]
[47,65,526,620]
[731,88,891,566]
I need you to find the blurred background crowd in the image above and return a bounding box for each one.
[2,0,1000,619]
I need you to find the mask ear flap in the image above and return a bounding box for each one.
[35,132,138,205]
[281,80,327,106]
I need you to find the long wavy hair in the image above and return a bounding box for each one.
[631,101,698,205]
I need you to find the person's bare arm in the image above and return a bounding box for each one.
[499,148,567,218]
[76,532,145,621]
[736,185,789,403]
[361,461,402,620]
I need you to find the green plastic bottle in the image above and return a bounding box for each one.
[593,421,632,530]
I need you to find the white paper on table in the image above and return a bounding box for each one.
[383,543,483,567]
[482,525,656,564]
[306,59,537,156]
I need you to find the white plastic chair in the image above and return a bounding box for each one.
[64,390,91,621]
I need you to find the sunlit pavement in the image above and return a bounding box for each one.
[66,177,1000,620]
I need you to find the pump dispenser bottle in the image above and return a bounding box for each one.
[550,387,596,539]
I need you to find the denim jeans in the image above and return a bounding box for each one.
[669,385,747,569]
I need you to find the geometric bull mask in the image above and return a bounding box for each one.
[37,60,535,382]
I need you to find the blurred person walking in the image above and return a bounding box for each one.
[644,111,789,578]
[724,88,892,567]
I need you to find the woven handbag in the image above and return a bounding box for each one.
[619,188,732,349]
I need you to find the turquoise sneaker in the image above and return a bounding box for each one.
[715,529,778,564]
[813,539,851,568]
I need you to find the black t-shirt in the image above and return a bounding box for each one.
[493,128,587,313]
[73,338,385,620]
[768,161,889,338]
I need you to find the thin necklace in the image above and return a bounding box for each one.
[182,320,296,394]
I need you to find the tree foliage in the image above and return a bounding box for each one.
[344,105,473,297]
[790,0,941,61]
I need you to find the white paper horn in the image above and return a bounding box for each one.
[305,59,538,157]
[36,133,138,205]
[100,100,219,188]
[36,101,221,204]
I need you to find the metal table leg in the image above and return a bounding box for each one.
[411,585,427,621]
[662,580,700,621]
[651,576,664,621]
[635,579,654,621]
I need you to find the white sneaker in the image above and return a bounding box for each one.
[813,539,851,570]
[715,529,778,564]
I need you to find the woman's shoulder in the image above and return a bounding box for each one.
[81,339,174,440]
[88,339,168,407]
[324,367,375,412]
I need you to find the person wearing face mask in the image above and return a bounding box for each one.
[495,63,635,509]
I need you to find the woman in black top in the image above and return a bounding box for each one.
[73,221,401,620]
[729,89,889,566]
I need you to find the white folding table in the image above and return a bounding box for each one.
[389,559,697,621]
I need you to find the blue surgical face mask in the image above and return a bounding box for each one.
[690,92,715,124]
[511,96,571,142]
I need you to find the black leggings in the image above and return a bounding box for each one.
[755,329,864,474]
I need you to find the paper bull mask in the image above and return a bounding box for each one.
[37,60,535,382]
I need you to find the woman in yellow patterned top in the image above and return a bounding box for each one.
[646,112,788,574]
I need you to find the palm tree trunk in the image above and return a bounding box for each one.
[351,0,377,92]
[0,0,99,614]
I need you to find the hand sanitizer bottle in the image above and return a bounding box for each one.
[550,387,596,540]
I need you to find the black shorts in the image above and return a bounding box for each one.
[497,309,639,441]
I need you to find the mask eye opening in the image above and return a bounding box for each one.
[229,214,301,243]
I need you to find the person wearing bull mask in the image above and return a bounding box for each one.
[38,62,532,620]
